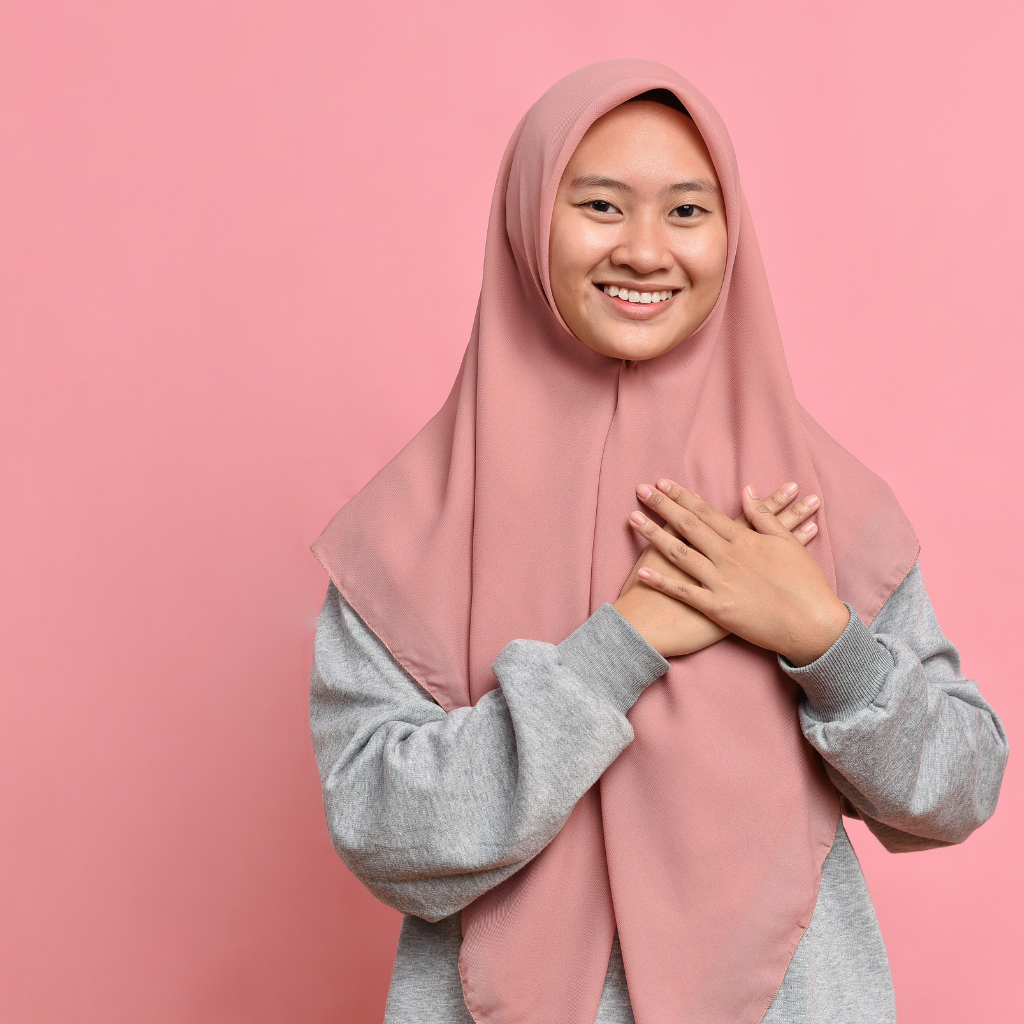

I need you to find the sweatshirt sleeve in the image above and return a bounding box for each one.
[310,583,669,922]
[784,562,1009,852]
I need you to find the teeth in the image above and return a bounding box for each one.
[602,286,675,304]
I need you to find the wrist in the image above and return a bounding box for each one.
[781,599,850,668]
[612,592,660,654]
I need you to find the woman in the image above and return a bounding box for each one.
[309,60,1007,1024]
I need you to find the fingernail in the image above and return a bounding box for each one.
[784,482,798,496]
[638,568,652,579]
[800,521,817,534]
[630,511,647,526]
[746,485,758,499]
[657,479,673,493]
[804,494,819,508]
[637,484,653,499]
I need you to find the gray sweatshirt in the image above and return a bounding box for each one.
[309,563,1008,1023]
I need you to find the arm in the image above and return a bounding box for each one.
[784,563,1009,851]
[310,583,668,921]
[615,479,1008,851]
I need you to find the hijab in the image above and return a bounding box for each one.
[313,59,919,1024]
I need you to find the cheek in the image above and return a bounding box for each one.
[549,229,596,333]
[676,228,728,291]
[550,225,608,297]
[549,239,577,302]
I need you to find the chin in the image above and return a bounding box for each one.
[591,331,684,362]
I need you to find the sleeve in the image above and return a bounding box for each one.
[310,583,669,921]
[783,562,1009,852]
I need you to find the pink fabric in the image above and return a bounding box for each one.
[312,59,919,1024]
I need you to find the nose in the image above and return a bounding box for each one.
[610,211,674,277]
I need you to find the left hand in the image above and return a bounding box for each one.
[614,481,822,658]
[628,478,850,667]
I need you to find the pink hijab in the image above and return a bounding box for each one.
[313,59,918,1024]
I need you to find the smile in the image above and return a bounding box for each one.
[598,285,675,304]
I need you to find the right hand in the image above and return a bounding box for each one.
[613,482,821,658]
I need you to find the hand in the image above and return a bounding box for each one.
[627,479,850,666]
[613,482,822,658]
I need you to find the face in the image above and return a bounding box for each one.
[549,101,728,361]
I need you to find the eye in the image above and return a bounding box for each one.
[673,204,699,218]
[585,200,617,214]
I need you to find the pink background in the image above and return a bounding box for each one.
[1,2,1020,1021]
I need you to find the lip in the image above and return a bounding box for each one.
[594,284,677,320]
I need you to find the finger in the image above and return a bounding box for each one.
[793,520,818,546]
[741,485,790,537]
[760,481,799,517]
[635,483,728,555]
[777,493,820,532]
[629,509,715,584]
[734,481,798,530]
[643,479,740,545]
[637,565,716,613]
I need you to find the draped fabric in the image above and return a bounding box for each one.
[313,59,919,1024]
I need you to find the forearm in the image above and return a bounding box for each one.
[311,588,668,920]
[787,565,1008,848]
[317,676,632,921]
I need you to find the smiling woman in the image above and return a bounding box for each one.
[307,60,1007,1024]
[550,96,728,359]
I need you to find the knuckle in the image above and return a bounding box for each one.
[669,541,689,563]
[679,512,699,533]
[693,501,714,520]
[667,576,689,597]
[647,490,665,509]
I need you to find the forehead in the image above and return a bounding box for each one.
[562,101,718,186]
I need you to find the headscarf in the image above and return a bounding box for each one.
[313,59,919,1024]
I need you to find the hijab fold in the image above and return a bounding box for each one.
[313,59,918,1024]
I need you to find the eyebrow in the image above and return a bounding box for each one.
[568,174,720,197]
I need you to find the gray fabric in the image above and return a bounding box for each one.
[309,562,1008,1023]
[761,818,894,1023]
[791,571,1008,854]
[311,599,668,922]
[374,820,883,1024]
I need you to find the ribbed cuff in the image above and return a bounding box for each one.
[558,603,670,715]
[780,603,894,720]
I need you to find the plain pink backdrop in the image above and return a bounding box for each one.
[1,2,1020,1021]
